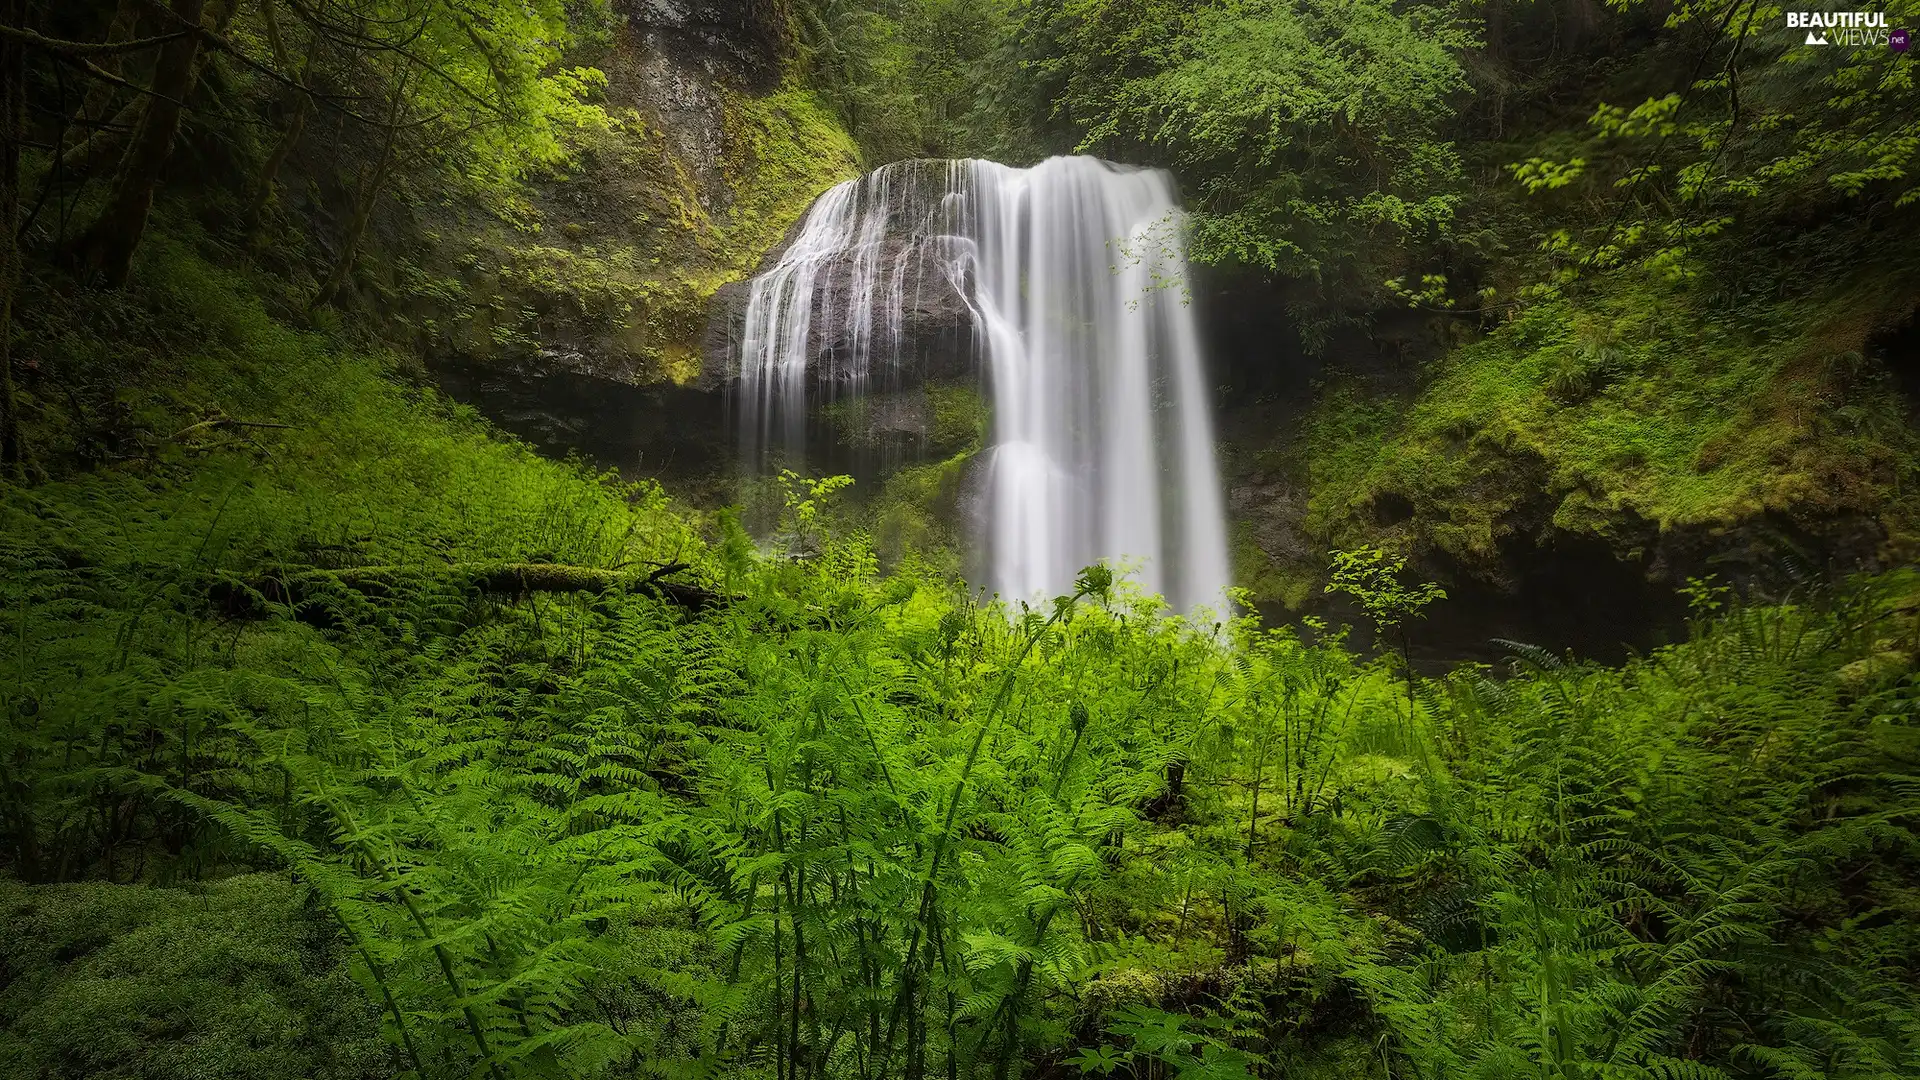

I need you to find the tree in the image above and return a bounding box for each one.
[1019,0,1478,342]
[243,0,318,233]
[792,0,1034,162]
[5,0,605,297]
[1502,0,1920,293]
[69,0,217,286]
[1325,546,1445,709]
[278,0,609,308]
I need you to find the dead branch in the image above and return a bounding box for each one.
[169,415,296,441]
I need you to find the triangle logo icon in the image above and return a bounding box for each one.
[1805,30,1830,44]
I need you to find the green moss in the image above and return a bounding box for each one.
[870,450,977,572]
[419,81,860,385]
[712,83,864,278]
[0,874,388,1080]
[814,384,987,569]
[11,234,704,573]
[1294,273,1920,569]
[1231,522,1317,610]
[817,396,873,446]
[1297,382,1414,544]
[819,382,988,454]
[927,382,991,449]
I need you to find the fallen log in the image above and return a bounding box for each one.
[209,560,727,622]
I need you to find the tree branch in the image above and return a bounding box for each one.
[46,50,188,107]
[280,0,504,116]
[120,0,382,125]
[0,23,189,58]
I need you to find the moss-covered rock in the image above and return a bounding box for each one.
[819,381,988,453]
[870,448,981,573]
[406,10,860,388]
[1239,271,1920,597]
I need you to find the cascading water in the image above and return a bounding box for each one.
[734,156,1231,615]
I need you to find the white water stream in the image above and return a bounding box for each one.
[736,156,1231,615]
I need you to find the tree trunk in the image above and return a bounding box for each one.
[308,69,405,311]
[0,0,26,471]
[1486,0,1506,138]
[244,94,308,233]
[59,0,235,183]
[59,0,142,156]
[245,2,316,234]
[306,130,392,310]
[71,0,207,285]
[57,93,141,178]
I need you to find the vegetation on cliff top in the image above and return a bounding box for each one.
[1298,272,1920,570]
[440,80,859,384]
[1269,0,1920,583]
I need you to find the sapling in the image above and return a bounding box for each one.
[779,470,855,556]
[1325,546,1446,724]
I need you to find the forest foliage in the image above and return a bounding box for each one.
[797,0,1920,581]
[0,1,1917,1079]
[0,233,1916,1079]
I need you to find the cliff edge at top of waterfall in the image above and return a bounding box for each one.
[385,2,862,389]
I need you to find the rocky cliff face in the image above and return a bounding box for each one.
[417,0,861,389]
[608,0,789,203]
[698,157,983,474]
[623,0,791,89]
[700,247,976,393]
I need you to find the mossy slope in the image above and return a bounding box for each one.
[1253,272,1920,600]
[412,62,859,385]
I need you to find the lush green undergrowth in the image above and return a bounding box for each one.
[8,231,696,571]
[1293,269,1920,574]
[4,244,1918,1079]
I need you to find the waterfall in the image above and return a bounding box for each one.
[735,156,1232,616]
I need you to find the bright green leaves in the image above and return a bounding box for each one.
[687,553,1222,1080]
[961,928,1039,973]
[1028,0,1475,324]
[1383,272,1457,309]
[793,0,1031,161]
[276,0,614,197]
[1589,94,1685,141]
[1074,562,1115,601]
[1509,157,1589,194]
[1067,1043,1131,1075]
[1325,546,1446,639]
[1508,2,1920,292]
[1676,574,1732,617]
[776,470,855,555]
[1071,1004,1264,1079]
